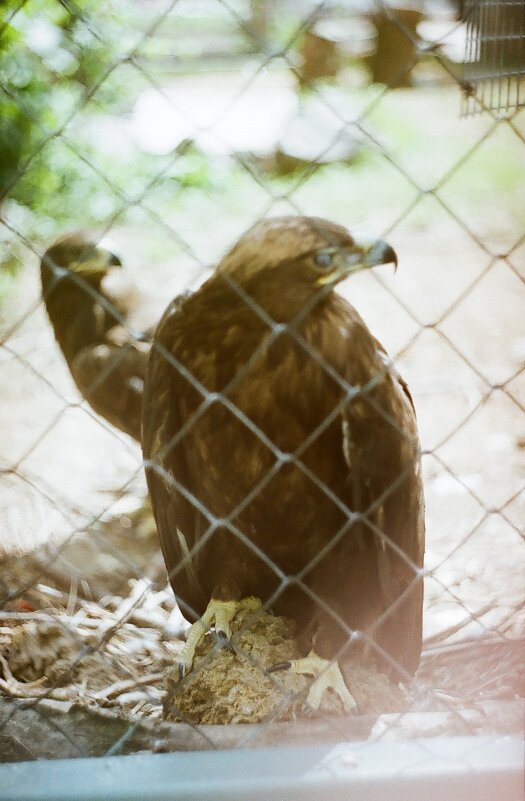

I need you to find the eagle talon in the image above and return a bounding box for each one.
[216,630,236,654]
[175,597,262,679]
[269,650,358,714]
[267,661,292,673]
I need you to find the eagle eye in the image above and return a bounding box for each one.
[313,249,335,270]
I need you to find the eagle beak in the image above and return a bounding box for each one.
[362,239,398,272]
[105,250,122,268]
[71,241,122,275]
[97,238,122,267]
[317,239,398,286]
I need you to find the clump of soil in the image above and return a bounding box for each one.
[164,606,405,725]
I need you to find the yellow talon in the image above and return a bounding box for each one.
[177,596,262,677]
[269,650,357,714]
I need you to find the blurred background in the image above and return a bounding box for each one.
[0,0,524,751]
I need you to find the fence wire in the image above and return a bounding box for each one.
[0,0,524,778]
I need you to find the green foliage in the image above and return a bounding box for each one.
[0,0,125,219]
[0,0,219,246]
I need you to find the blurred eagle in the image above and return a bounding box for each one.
[143,216,425,710]
[41,233,149,441]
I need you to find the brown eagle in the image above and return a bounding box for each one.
[143,216,425,711]
[41,233,150,442]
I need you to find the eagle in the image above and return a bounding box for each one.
[41,233,149,442]
[142,216,425,711]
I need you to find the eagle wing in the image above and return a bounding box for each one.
[142,293,208,619]
[73,342,148,441]
[340,328,424,676]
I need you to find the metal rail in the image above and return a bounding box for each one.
[0,735,523,801]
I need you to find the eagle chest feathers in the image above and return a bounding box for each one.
[148,283,387,567]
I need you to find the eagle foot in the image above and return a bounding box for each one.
[268,650,357,714]
[178,596,261,678]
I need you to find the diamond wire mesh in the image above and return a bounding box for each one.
[0,0,524,770]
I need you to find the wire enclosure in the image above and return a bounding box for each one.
[462,0,525,115]
[0,0,523,790]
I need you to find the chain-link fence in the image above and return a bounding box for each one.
[0,0,524,795]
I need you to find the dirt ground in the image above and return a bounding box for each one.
[1,84,524,656]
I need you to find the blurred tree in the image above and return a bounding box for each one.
[248,0,271,43]
[298,24,342,88]
[368,6,424,87]
[0,0,117,212]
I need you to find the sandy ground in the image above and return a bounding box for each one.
[1,83,524,652]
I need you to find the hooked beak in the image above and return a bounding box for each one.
[97,237,122,267]
[317,238,398,286]
[362,239,398,272]
[70,239,122,275]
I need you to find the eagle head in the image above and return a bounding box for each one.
[41,232,122,288]
[217,216,397,317]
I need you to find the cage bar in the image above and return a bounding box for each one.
[462,0,525,115]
